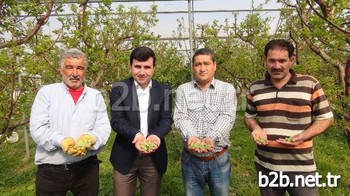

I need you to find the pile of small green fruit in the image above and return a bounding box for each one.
[140,141,157,152]
[191,142,211,150]
[75,138,93,150]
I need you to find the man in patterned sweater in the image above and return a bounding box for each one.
[244,39,334,196]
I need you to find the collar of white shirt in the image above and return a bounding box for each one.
[134,80,152,91]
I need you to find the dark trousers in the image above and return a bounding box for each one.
[255,163,317,196]
[35,156,101,196]
[113,154,162,196]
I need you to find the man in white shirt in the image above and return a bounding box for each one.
[30,48,111,195]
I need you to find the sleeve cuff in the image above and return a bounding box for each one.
[54,135,66,148]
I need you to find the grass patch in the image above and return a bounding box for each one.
[0,112,349,195]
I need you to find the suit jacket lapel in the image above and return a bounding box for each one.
[148,80,157,128]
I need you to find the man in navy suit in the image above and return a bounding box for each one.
[109,46,172,196]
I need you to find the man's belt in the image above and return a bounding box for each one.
[40,155,100,171]
[185,147,227,162]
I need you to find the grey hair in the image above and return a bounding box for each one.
[59,48,88,69]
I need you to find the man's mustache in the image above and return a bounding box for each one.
[271,68,283,72]
[69,76,81,80]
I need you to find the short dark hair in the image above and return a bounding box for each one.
[192,48,216,64]
[130,46,156,66]
[264,39,295,58]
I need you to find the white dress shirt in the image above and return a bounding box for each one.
[135,80,152,136]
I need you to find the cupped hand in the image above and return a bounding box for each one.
[252,129,268,145]
[276,133,304,146]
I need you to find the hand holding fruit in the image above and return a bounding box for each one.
[61,137,75,152]
[252,129,268,145]
[133,132,147,152]
[190,142,211,153]
[141,134,161,153]
[66,146,84,156]
[201,137,215,152]
[61,137,84,156]
[187,136,201,151]
[277,133,304,146]
[188,136,214,153]
[74,134,96,155]
[147,135,160,146]
[135,134,160,153]
[139,140,157,153]
[256,136,267,145]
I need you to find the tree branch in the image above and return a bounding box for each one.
[306,0,350,34]
[220,64,252,82]
[294,1,343,68]
[0,0,54,49]
[313,0,328,17]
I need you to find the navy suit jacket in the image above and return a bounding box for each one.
[109,77,172,174]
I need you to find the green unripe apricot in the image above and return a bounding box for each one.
[285,136,293,142]
[257,136,266,144]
